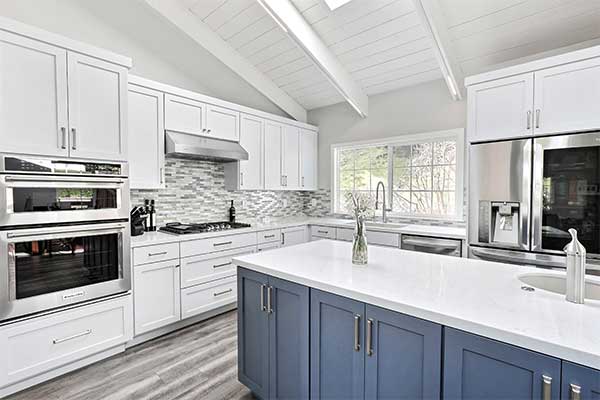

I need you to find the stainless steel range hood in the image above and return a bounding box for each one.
[165,131,248,162]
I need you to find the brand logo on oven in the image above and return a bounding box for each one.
[62,291,85,301]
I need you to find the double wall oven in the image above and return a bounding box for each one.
[0,155,131,322]
[469,131,600,272]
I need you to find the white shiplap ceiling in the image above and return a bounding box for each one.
[436,0,600,76]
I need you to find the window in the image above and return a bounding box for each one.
[332,129,464,219]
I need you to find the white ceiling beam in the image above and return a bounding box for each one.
[142,0,307,122]
[412,0,464,100]
[258,0,369,118]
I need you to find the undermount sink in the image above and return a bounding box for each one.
[518,273,600,301]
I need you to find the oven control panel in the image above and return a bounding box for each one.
[2,156,124,176]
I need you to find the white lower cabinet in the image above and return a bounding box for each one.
[257,241,281,252]
[134,260,181,335]
[181,276,237,319]
[181,246,255,288]
[282,226,307,247]
[311,225,336,239]
[0,295,132,392]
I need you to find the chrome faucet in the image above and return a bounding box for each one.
[375,181,391,223]
[564,228,586,304]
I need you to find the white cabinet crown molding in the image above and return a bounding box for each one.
[0,16,132,68]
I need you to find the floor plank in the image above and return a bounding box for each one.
[7,311,254,400]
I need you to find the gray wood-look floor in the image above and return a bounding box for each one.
[8,311,254,400]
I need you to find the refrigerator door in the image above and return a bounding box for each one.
[469,139,532,250]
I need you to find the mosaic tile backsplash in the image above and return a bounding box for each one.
[130,158,465,228]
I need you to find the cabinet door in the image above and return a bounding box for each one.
[239,114,263,190]
[67,52,127,161]
[0,31,68,157]
[281,227,307,247]
[300,129,318,190]
[237,267,270,399]
[128,84,164,189]
[134,261,181,336]
[206,104,240,142]
[443,327,561,400]
[268,277,309,400]
[534,58,600,135]
[264,121,283,190]
[164,94,206,136]
[364,305,441,400]
[282,125,300,190]
[311,289,365,400]
[562,361,600,399]
[467,73,534,143]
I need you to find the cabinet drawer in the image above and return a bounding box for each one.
[257,241,281,252]
[0,296,131,388]
[133,242,179,266]
[181,246,255,289]
[181,232,257,257]
[257,229,281,244]
[181,277,237,319]
[310,225,336,239]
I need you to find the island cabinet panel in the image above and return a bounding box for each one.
[561,362,600,399]
[364,305,441,400]
[443,327,561,400]
[237,268,309,400]
[310,289,365,400]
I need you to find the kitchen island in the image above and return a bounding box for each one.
[233,240,600,400]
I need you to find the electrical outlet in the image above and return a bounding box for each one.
[311,199,317,207]
[282,199,288,208]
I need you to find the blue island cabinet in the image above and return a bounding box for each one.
[237,267,309,400]
[310,289,442,400]
[562,361,600,399]
[443,327,561,400]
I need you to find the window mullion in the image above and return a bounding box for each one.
[387,146,393,211]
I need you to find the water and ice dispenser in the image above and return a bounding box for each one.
[478,201,521,247]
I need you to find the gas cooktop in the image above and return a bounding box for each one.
[159,221,251,235]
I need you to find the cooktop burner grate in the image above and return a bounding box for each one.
[159,221,251,235]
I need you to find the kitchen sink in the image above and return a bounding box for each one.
[518,273,600,300]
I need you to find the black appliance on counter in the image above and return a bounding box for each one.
[130,206,149,236]
[159,221,251,235]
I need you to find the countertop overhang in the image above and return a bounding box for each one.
[233,240,600,370]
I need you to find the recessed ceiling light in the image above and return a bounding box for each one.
[323,0,353,11]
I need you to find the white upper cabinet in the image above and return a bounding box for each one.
[128,84,164,189]
[67,53,128,161]
[282,125,300,190]
[300,129,318,191]
[0,31,69,157]
[164,94,206,136]
[238,114,263,190]
[206,104,240,142]
[467,73,534,143]
[264,121,283,190]
[533,58,600,136]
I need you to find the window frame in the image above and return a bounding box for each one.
[330,128,465,221]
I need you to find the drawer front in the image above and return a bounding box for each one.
[336,227,354,242]
[133,242,179,266]
[366,231,399,247]
[181,277,237,319]
[257,241,281,252]
[181,246,256,289]
[0,296,132,387]
[180,232,257,258]
[310,225,336,239]
[257,229,281,244]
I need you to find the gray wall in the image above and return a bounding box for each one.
[0,0,288,118]
[308,79,467,189]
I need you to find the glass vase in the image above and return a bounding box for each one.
[352,217,368,265]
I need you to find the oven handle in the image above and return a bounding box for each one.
[7,224,127,240]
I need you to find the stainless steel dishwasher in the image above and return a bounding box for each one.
[401,234,462,257]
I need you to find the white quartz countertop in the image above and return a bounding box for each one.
[233,240,600,369]
[131,217,466,248]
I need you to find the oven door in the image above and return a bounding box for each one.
[0,174,128,226]
[0,221,131,322]
[532,131,600,260]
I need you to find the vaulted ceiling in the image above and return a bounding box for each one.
[147,0,600,120]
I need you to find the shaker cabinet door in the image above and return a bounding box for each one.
[264,121,283,190]
[443,327,561,400]
[300,129,318,190]
[311,289,365,400]
[67,52,128,161]
[239,114,263,190]
[282,125,300,190]
[164,94,206,136]
[0,31,69,157]
[364,305,442,400]
[206,104,239,142]
[561,361,600,400]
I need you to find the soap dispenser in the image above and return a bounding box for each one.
[564,228,586,304]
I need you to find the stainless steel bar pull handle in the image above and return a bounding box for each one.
[267,285,273,314]
[71,128,77,150]
[366,319,373,356]
[213,288,233,297]
[570,383,581,400]
[61,127,67,149]
[240,172,244,187]
[527,111,532,130]
[53,329,92,344]
[148,251,167,257]
[260,284,266,311]
[542,375,552,400]
[536,109,541,129]
[213,261,232,269]
[353,314,361,351]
